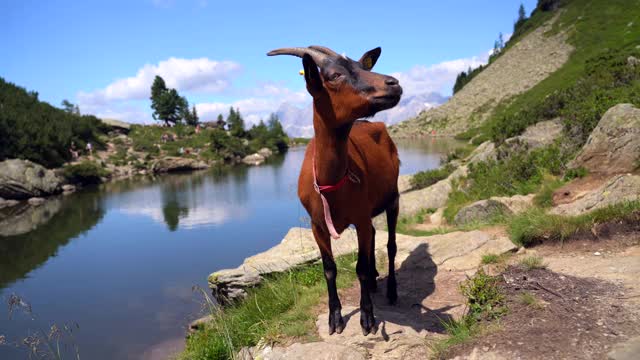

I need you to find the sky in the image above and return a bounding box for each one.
[1,0,537,134]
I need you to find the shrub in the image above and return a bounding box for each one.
[459,269,506,321]
[62,161,109,184]
[520,255,547,270]
[0,78,106,168]
[210,129,247,161]
[410,164,455,190]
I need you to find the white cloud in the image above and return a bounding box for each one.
[78,57,241,105]
[392,52,489,97]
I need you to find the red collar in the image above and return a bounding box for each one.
[312,142,358,194]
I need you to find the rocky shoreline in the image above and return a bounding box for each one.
[191,103,640,359]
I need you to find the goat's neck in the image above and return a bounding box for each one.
[312,105,351,186]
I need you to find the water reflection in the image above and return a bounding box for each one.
[0,192,104,289]
[0,140,463,360]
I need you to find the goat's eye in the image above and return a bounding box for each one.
[329,72,342,81]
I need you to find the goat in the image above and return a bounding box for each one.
[268,46,402,335]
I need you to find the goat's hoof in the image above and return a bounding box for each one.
[328,309,345,335]
[359,309,376,336]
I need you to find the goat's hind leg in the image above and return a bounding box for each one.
[385,193,399,305]
[312,223,344,335]
[356,221,377,335]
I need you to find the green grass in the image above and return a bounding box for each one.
[519,255,547,270]
[410,164,456,190]
[429,269,506,358]
[443,144,571,223]
[532,176,566,208]
[476,0,640,145]
[518,292,544,309]
[481,254,501,265]
[508,201,640,246]
[181,253,358,360]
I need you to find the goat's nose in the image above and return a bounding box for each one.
[385,77,399,86]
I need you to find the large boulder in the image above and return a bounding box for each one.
[454,194,534,225]
[550,174,640,216]
[503,118,564,153]
[151,157,208,173]
[242,153,266,166]
[0,159,63,200]
[257,147,273,158]
[569,104,640,174]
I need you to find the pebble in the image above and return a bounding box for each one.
[594,252,602,256]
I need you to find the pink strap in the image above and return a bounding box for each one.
[312,142,359,240]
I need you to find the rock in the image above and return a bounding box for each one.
[0,159,63,200]
[608,336,640,360]
[210,227,516,303]
[569,104,640,174]
[397,174,413,193]
[0,197,20,209]
[99,118,131,133]
[454,194,533,225]
[503,118,564,152]
[62,184,76,195]
[188,315,213,335]
[151,157,208,173]
[627,56,640,68]
[241,342,365,360]
[550,174,640,216]
[454,199,511,225]
[467,141,497,165]
[257,147,273,158]
[28,197,46,206]
[242,153,266,166]
[0,197,63,236]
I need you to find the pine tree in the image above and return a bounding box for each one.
[150,75,188,126]
[185,104,199,126]
[227,107,245,137]
[518,3,526,22]
[216,114,226,129]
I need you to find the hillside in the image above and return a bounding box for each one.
[390,0,640,145]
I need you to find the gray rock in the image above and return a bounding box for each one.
[397,174,413,193]
[100,118,131,132]
[151,157,208,173]
[257,147,273,158]
[608,336,640,360]
[504,118,564,152]
[27,197,46,206]
[242,153,266,166]
[550,174,640,216]
[467,141,497,165]
[209,226,516,303]
[0,159,63,200]
[241,342,365,360]
[188,315,213,335]
[627,56,640,68]
[454,199,511,225]
[0,197,20,209]
[62,184,76,195]
[569,104,640,174]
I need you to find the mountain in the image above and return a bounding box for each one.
[277,92,448,137]
[390,0,640,145]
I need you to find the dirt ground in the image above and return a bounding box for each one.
[447,226,640,360]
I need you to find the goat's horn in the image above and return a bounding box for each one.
[308,45,339,57]
[267,47,329,65]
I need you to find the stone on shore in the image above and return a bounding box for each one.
[550,174,640,216]
[238,342,365,360]
[242,153,266,166]
[151,157,208,173]
[209,226,516,303]
[257,147,273,158]
[569,103,640,174]
[0,159,63,200]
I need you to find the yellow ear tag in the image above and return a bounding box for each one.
[363,57,373,70]
[299,69,305,76]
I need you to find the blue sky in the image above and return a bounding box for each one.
[1,0,537,129]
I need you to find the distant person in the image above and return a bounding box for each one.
[179,147,184,155]
[195,124,201,134]
[69,141,79,160]
[86,142,93,156]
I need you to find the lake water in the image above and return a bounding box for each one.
[0,138,461,359]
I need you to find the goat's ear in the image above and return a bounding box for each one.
[302,53,323,96]
[358,47,381,71]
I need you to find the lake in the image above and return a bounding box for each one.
[0,138,461,359]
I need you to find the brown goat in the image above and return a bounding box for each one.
[268,46,402,335]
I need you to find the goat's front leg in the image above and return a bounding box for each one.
[356,221,377,335]
[312,223,344,335]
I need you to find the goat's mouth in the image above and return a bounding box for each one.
[369,93,401,113]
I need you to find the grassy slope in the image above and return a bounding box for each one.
[474,0,640,142]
